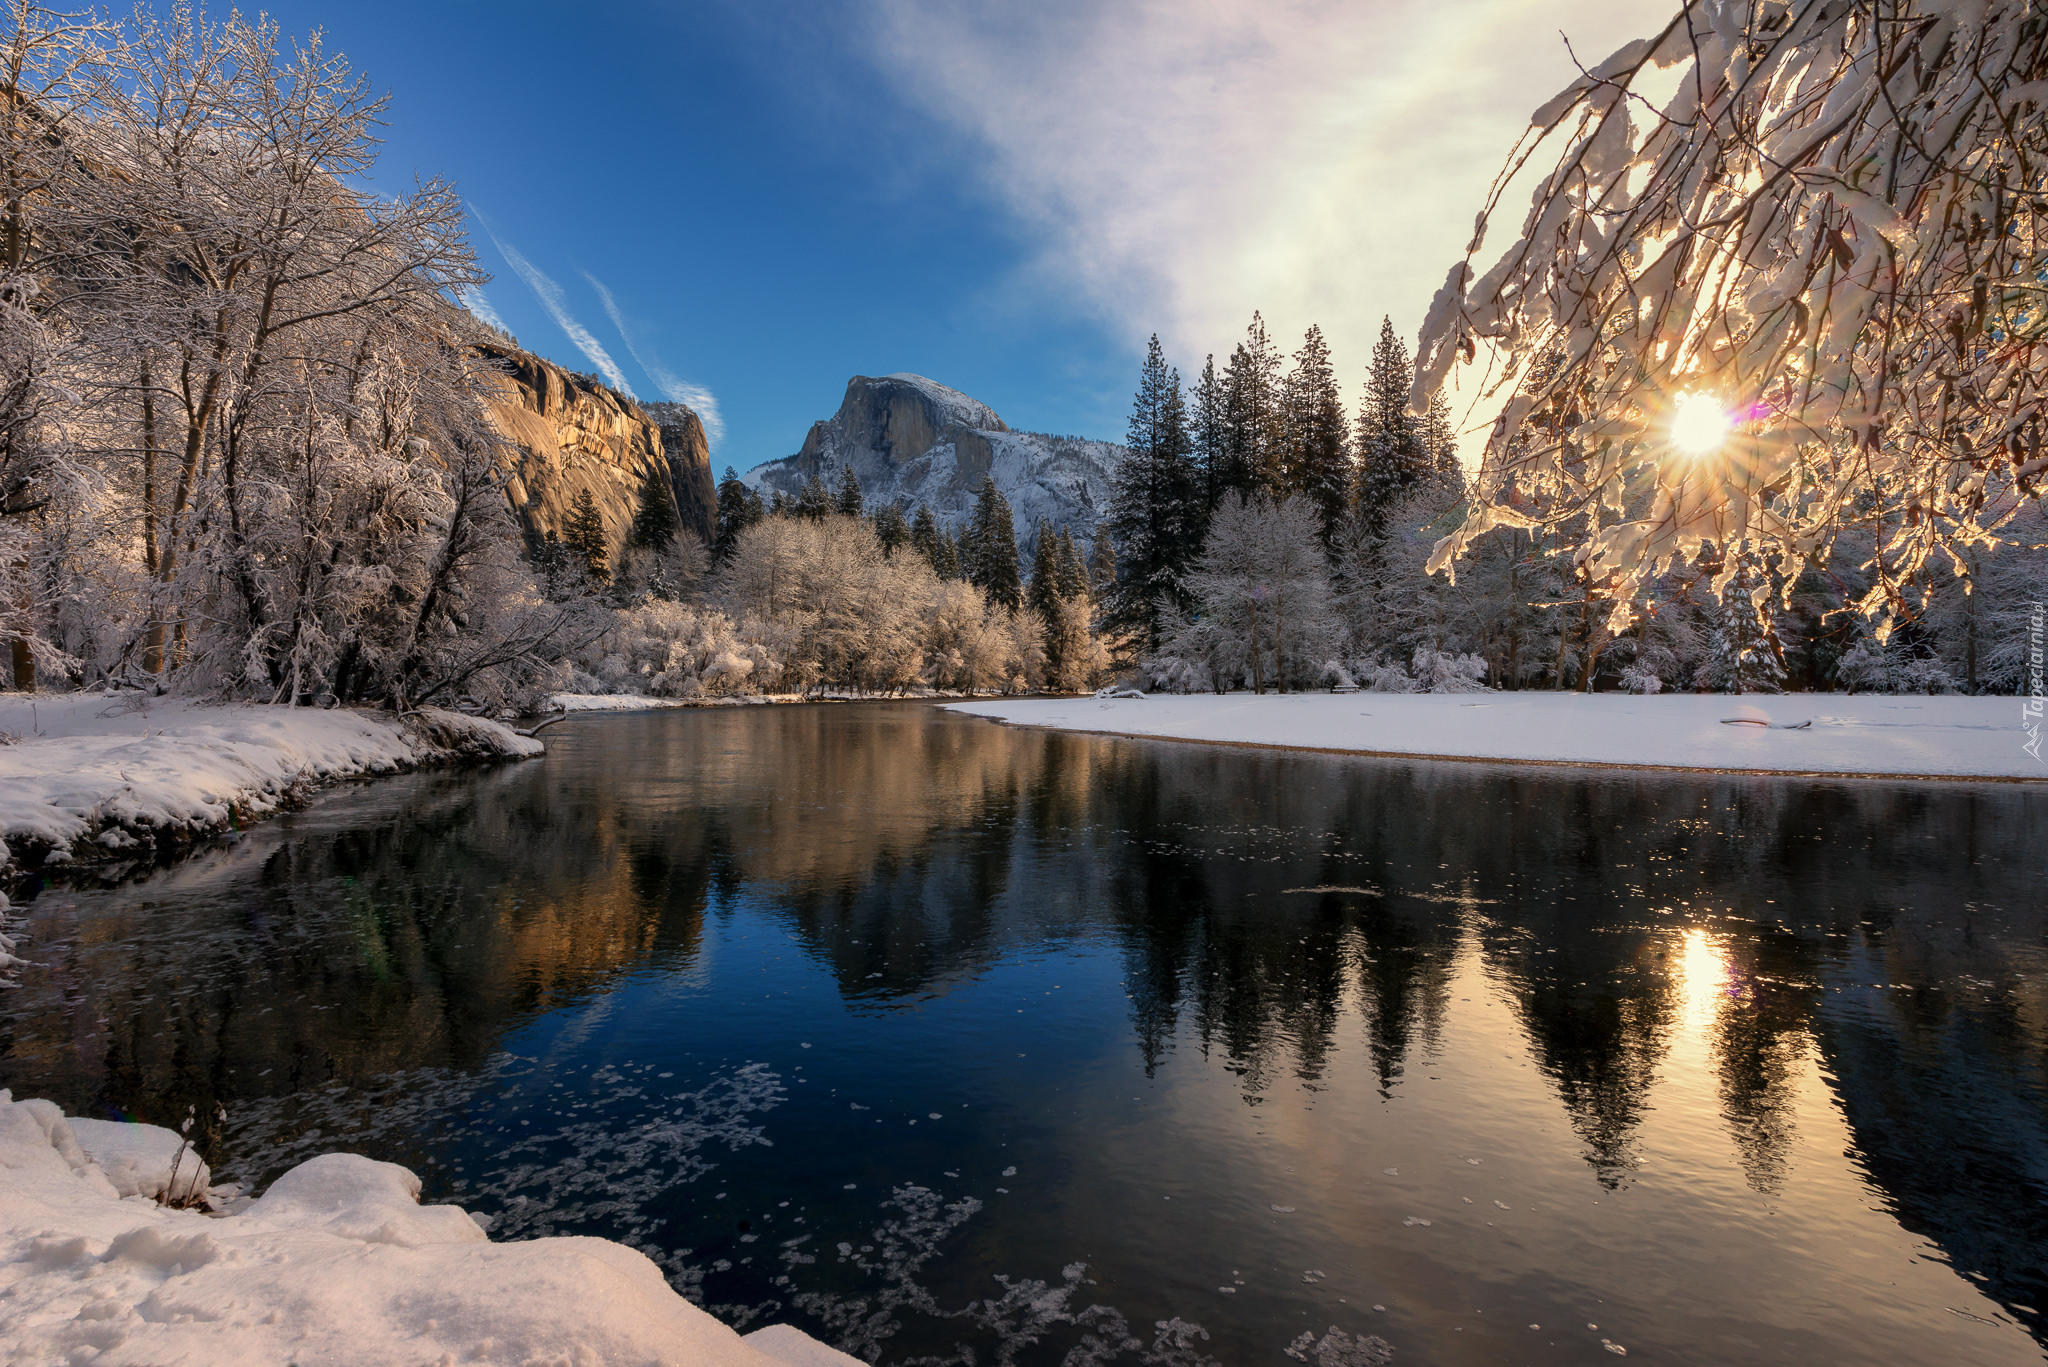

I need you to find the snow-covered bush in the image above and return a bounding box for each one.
[1408,648,1489,693]
[1834,637,1958,695]
[1619,664,1663,695]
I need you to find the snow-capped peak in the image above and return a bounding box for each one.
[876,374,1005,434]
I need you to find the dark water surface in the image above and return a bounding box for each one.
[4,703,2045,1365]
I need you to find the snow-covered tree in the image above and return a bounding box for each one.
[1416,1,2048,638]
[1164,493,1339,693]
[1700,558,1786,694]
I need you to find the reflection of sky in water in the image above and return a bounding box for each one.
[4,704,2046,1366]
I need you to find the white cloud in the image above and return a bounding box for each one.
[584,272,727,449]
[865,0,1650,429]
[483,229,634,396]
[455,284,509,337]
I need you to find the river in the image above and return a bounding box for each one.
[3,702,2043,1365]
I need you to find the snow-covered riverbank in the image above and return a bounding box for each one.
[0,1090,857,1367]
[948,693,2046,781]
[0,694,542,886]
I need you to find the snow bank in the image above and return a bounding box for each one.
[948,692,2047,780]
[548,692,698,712]
[0,694,542,882]
[67,1117,210,1205]
[0,1091,859,1367]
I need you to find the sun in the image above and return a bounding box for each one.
[1669,392,1733,456]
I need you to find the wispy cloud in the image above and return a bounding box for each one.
[482,226,634,395]
[865,0,1648,424]
[585,272,726,449]
[455,284,509,337]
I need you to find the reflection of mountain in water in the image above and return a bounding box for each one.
[5,704,2045,1341]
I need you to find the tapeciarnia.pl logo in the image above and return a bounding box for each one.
[2025,600,2044,761]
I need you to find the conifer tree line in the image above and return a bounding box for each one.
[1105,315,2047,696]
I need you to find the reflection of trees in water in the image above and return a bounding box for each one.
[7,704,2046,1339]
[0,761,718,1122]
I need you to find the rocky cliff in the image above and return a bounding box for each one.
[475,343,715,559]
[748,374,1124,544]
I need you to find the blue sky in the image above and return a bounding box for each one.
[250,0,1652,473]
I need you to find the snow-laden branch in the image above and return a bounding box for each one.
[1417,0,2048,638]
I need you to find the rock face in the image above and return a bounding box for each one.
[748,375,1124,544]
[475,344,715,558]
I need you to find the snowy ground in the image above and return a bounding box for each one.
[0,1090,858,1367]
[0,694,542,885]
[948,692,2046,781]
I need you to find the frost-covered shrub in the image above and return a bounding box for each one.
[1619,664,1664,695]
[1834,638,1958,695]
[1359,658,1417,693]
[1408,648,1490,693]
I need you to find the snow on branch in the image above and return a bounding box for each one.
[1417,0,2048,638]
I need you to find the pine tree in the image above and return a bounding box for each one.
[1283,323,1352,558]
[910,504,942,569]
[1105,335,1206,649]
[1056,529,1089,600]
[965,476,1023,609]
[796,474,832,521]
[1190,354,1227,508]
[562,488,611,582]
[835,463,864,518]
[1028,533,1062,622]
[872,500,910,556]
[1217,314,1285,500]
[1420,390,1462,493]
[629,465,680,552]
[1088,533,1117,602]
[1028,532,1065,672]
[714,466,756,561]
[934,527,963,581]
[1706,558,1787,693]
[1355,316,1425,542]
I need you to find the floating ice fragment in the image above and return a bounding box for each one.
[1272,1204,1297,1213]
[1602,1342,1627,1356]
[1494,1200,1510,1210]
[1403,1217,1432,1227]
[1002,1166,1017,1177]
[1381,1167,1398,1176]
[928,1113,942,1120]
[1218,1286,1236,1294]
